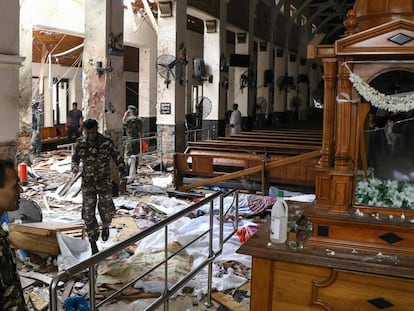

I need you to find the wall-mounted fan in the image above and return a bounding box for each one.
[7,198,42,223]
[276,75,295,91]
[195,96,212,119]
[289,96,301,111]
[256,96,268,114]
[240,69,256,91]
[156,54,184,88]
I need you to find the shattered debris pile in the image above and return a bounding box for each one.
[9,150,262,310]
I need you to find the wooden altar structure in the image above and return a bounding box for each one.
[238,1,414,310]
[307,5,414,255]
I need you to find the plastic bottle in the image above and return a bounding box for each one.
[270,190,288,244]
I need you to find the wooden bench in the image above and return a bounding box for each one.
[217,136,322,145]
[40,125,68,148]
[186,140,320,155]
[175,129,322,192]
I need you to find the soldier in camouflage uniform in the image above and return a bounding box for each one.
[122,105,143,161]
[31,101,42,157]
[0,159,28,310]
[72,119,127,254]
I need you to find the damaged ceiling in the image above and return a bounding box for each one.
[31,0,356,68]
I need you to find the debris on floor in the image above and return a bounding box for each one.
[8,149,314,310]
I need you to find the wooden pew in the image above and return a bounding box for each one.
[186,140,319,155]
[176,132,321,192]
[175,150,320,193]
[217,136,322,145]
[40,125,68,148]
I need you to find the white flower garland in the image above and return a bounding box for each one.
[349,72,414,112]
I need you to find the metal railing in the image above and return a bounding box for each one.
[185,127,213,144]
[49,189,239,310]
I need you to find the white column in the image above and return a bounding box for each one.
[274,48,286,112]
[298,59,309,120]
[83,0,124,145]
[233,33,249,117]
[257,42,270,113]
[157,0,187,156]
[287,53,298,116]
[203,23,220,121]
[19,1,33,129]
[0,0,24,157]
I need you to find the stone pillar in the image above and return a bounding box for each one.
[83,0,124,148]
[233,32,249,119]
[274,48,286,114]
[287,52,298,120]
[256,41,270,114]
[247,0,257,129]
[320,59,337,168]
[18,2,34,156]
[202,13,228,139]
[0,1,24,158]
[202,20,220,139]
[139,47,157,134]
[157,0,187,161]
[218,1,228,137]
[19,3,33,130]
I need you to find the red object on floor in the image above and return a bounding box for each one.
[141,140,148,153]
[18,163,28,185]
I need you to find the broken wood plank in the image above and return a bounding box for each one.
[212,291,249,311]
[60,280,75,302]
[29,286,49,311]
[9,222,85,255]
[20,271,53,285]
[178,150,320,192]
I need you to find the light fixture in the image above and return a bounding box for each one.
[158,0,173,17]
[96,61,113,77]
[205,20,217,33]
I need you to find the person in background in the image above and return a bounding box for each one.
[0,159,28,310]
[122,105,143,170]
[229,103,242,135]
[31,101,42,157]
[71,119,127,254]
[67,102,83,143]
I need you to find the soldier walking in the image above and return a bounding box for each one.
[122,105,143,174]
[71,119,127,254]
[31,101,42,156]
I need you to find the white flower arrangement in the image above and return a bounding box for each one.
[355,173,414,209]
[349,73,414,112]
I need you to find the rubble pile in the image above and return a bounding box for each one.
[9,150,259,310]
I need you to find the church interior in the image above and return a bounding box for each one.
[2,0,414,310]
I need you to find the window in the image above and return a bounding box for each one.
[52,78,69,125]
[126,81,139,111]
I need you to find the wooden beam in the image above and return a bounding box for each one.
[178,150,320,192]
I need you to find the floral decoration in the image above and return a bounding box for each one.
[355,172,414,209]
[349,72,414,112]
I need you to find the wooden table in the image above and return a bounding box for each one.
[9,222,85,256]
[237,221,414,310]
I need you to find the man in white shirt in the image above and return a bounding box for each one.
[229,103,242,135]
